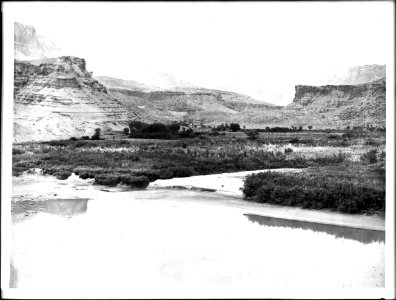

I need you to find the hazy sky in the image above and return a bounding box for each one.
[4,1,394,105]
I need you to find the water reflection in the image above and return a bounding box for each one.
[44,198,89,217]
[9,263,17,288]
[244,213,384,244]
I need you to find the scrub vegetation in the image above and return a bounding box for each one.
[12,128,385,214]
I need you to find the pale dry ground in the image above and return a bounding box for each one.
[5,171,385,298]
[151,169,384,231]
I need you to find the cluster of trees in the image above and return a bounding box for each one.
[127,121,194,139]
[70,128,102,141]
[263,126,311,132]
[212,123,242,132]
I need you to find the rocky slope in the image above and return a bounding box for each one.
[15,22,59,60]
[13,57,144,142]
[97,76,280,126]
[286,78,386,128]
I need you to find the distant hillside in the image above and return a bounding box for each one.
[94,76,164,92]
[14,22,59,60]
[327,64,386,85]
[95,76,279,126]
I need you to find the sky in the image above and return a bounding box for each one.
[4,1,394,105]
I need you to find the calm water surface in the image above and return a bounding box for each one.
[10,176,385,297]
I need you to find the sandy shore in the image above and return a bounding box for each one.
[151,169,385,231]
[10,169,385,231]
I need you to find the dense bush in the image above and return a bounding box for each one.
[242,171,385,213]
[94,173,149,188]
[230,123,241,132]
[284,147,294,154]
[55,171,72,180]
[360,149,378,164]
[79,172,96,179]
[94,174,120,186]
[170,166,195,177]
[12,148,24,155]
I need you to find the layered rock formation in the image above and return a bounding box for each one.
[14,22,59,60]
[286,78,386,128]
[14,57,143,142]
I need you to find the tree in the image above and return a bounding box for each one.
[123,128,130,135]
[91,128,101,140]
[129,120,144,133]
[169,123,181,133]
[308,125,313,130]
[298,126,303,131]
[229,123,241,132]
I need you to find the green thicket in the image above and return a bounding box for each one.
[242,166,385,214]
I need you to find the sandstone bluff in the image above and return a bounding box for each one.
[14,56,143,142]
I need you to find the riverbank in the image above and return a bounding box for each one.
[12,170,385,231]
[7,171,385,297]
[150,169,385,231]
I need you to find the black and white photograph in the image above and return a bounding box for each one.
[1,1,395,298]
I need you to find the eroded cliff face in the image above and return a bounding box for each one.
[14,22,59,60]
[287,78,386,128]
[13,57,141,142]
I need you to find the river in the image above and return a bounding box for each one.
[7,171,385,298]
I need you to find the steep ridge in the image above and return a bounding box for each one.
[14,22,59,60]
[13,57,145,142]
[285,78,386,128]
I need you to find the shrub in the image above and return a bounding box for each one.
[129,176,149,188]
[284,148,294,154]
[360,149,378,164]
[81,136,90,140]
[170,166,194,177]
[55,171,72,180]
[12,148,24,155]
[242,171,384,213]
[159,168,174,179]
[328,134,340,139]
[230,123,241,132]
[289,138,300,144]
[70,137,78,141]
[94,174,120,186]
[132,170,161,181]
[79,172,96,179]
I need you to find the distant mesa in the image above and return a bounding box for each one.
[14,21,60,60]
[327,64,386,86]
